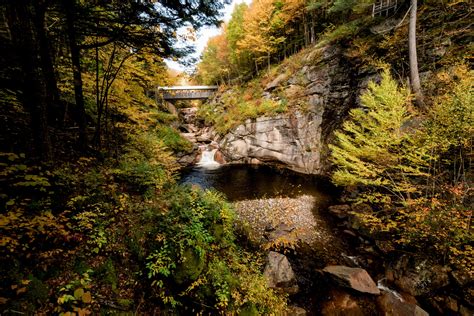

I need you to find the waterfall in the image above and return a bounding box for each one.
[197,148,220,168]
[377,278,404,301]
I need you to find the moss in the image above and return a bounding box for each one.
[26,276,49,305]
[239,303,259,316]
[74,258,91,275]
[173,247,206,285]
[118,298,133,308]
[97,258,118,291]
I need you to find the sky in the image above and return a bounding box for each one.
[164,0,252,73]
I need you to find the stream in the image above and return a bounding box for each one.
[179,149,383,314]
[177,145,441,315]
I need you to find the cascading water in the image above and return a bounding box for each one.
[197,147,220,168]
[377,278,404,301]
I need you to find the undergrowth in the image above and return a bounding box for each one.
[0,131,286,314]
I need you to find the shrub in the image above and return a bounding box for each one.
[144,186,287,313]
[155,125,193,153]
[113,132,178,193]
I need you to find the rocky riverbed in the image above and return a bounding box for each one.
[233,195,346,255]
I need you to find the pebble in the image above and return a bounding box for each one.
[233,195,337,246]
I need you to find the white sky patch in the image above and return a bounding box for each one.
[165,0,252,73]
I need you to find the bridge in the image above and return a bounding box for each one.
[156,86,218,101]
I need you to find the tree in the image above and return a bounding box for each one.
[408,0,424,109]
[329,70,429,199]
[5,1,52,159]
[4,0,230,156]
[64,0,88,149]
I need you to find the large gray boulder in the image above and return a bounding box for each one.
[323,265,380,295]
[263,251,299,294]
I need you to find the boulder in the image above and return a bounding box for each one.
[265,73,288,91]
[328,204,351,219]
[285,306,307,316]
[377,291,428,316]
[321,289,364,316]
[264,223,296,241]
[263,251,299,294]
[214,150,226,164]
[323,265,380,295]
[216,45,361,176]
[387,256,450,296]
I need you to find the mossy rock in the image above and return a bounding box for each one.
[239,303,259,316]
[97,258,118,291]
[26,276,49,304]
[173,248,205,285]
[211,223,224,242]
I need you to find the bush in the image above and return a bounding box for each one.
[155,125,193,153]
[143,186,287,313]
[113,132,178,193]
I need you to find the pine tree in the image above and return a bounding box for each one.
[329,70,430,200]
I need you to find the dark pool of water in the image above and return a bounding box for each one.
[179,164,339,202]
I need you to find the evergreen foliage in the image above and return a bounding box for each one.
[330,69,429,196]
[330,66,473,273]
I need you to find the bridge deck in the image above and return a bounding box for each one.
[156,85,218,101]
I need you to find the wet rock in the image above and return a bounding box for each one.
[321,289,364,316]
[264,251,299,294]
[377,291,428,316]
[285,305,307,316]
[265,223,296,241]
[181,132,197,142]
[460,304,474,316]
[323,265,380,295]
[387,256,450,296]
[214,150,226,164]
[177,152,199,166]
[451,269,473,287]
[328,204,351,219]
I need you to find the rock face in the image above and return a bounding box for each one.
[264,251,299,294]
[217,45,372,175]
[323,265,380,295]
[220,112,324,174]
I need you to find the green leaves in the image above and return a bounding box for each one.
[330,69,421,191]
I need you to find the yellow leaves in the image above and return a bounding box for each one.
[10,280,31,295]
[81,291,92,304]
[73,288,84,299]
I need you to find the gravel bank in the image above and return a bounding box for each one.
[233,195,340,248]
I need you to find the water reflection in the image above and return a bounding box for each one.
[179,164,337,202]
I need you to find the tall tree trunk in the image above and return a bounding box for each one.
[33,1,61,121]
[64,0,87,149]
[6,0,52,160]
[409,0,425,109]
